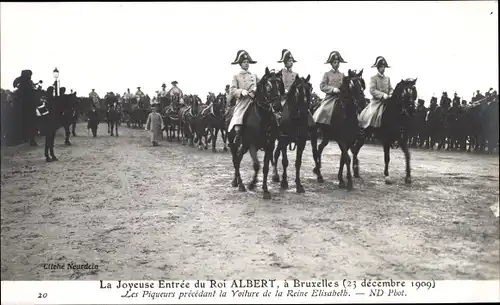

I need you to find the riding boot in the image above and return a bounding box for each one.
[234,127,243,146]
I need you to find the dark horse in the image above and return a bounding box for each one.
[227,67,283,199]
[39,87,77,161]
[351,78,418,185]
[107,103,121,137]
[162,94,182,142]
[204,93,229,152]
[271,75,312,193]
[311,69,367,190]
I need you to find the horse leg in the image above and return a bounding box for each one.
[212,128,218,152]
[110,121,114,136]
[400,136,412,185]
[383,142,393,184]
[44,134,51,162]
[313,137,329,183]
[295,140,306,193]
[115,121,119,137]
[64,125,71,145]
[47,129,57,161]
[351,130,366,178]
[272,140,282,182]
[248,145,260,191]
[280,146,289,190]
[237,145,248,191]
[230,141,239,188]
[72,119,77,136]
[337,142,346,188]
[222,128,228,152]
[262,145,272,200]
[204,128,209,150]
[177,122,182,142]
[339,141,353,190]
[309,128,322,182]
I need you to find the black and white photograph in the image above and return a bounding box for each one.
[1,1,499,283]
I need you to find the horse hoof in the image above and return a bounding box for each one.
[204,146,208,150]
[338,181,346,189]
[46,157,52,162]
[72,134,77,137]
[263,192,271,200]
[347,180,353,190]
[317,176,324,183]
[212,148,217,153]
[280,180,289,190]
[231,179,238,187]
[385,177,393,185]
[272,174,280,183]
[313,167,319,175]
[353,166,360,178]
[65,142,71,146]
[248,183,256,191]
[223,147,228,152]
[405,177,412,185]
[296,185,305,193]
[238,184,247,192]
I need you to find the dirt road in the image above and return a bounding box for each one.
[1,123,499,280]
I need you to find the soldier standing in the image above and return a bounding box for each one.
[87,104,100,137]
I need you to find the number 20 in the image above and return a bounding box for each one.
[38,293,47,298]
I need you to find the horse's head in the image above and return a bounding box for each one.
[340,69,365,102]
[255,67,284,110]
[287,75,312,120]
[391,78,418,116]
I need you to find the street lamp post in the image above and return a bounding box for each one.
[53,68,59,97]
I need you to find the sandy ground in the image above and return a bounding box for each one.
[1,123,499,280]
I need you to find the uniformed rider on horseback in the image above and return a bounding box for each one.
[276,49,315,127]
[89,89,100,108]
[227,50,260,146]
[358,56,393,129]
[158,83,169,108]
[312,51,347,125]
[168,81,184,105]
[135,86,145,108]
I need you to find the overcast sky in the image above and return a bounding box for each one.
[1,1,498,103]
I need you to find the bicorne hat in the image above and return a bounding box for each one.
[231,50,257,65]
[325,51,347,64]
[372,56,390,68]
[278,49,297,63]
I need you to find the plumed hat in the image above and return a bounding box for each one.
[372,56,390,68]
[171,81,178,85]
[278,49,297,63]
[231,50,257,65]
[325,51,347,64]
